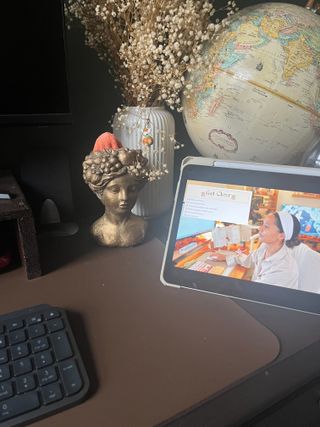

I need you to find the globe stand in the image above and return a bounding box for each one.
[305,0,320,14]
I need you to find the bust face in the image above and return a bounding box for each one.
[102,174,141,215]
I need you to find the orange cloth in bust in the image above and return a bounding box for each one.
[93,132,122,152]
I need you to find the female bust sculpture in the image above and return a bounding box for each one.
[83,147,149,247]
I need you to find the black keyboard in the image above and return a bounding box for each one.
[0,304,89,426]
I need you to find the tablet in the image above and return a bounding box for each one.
[161,158,320,315]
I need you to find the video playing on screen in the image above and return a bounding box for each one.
[173,180,320,294]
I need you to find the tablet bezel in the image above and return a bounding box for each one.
[161,159,320,315]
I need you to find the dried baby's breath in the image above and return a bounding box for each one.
[65,0,238,110]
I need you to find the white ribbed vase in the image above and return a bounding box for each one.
[113,106,175,218]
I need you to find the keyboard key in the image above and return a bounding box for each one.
[0,365,10,381]
[41,383,63,405]
[28,324,46,339]
[26,315,42,326]
[59,360,83,396]
[31,337,49,353]
[7,320,24,331]
[0,336,5,349]
[47,319,64,333]
[9,329,27,345]
[34,351,53,369]
[13,358,33,376]
[11,343,29,360]
[16,375,36,394]
[43,310,61,320]
[50,332,73,361]
[0,392,40,422]
[0,382,13,401]
[0,350,8,365]
[37,366,57,386]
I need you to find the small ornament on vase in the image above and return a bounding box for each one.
[142,122,153,147]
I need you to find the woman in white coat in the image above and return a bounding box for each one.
[212,211,301,289]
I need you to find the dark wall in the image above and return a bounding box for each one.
[0,0,308,222]
[0,23,121,220]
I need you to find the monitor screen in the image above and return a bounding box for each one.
[0,0,71,125]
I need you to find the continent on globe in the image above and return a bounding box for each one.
[183,2,320,164]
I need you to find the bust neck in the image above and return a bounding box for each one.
[104,210,130,226]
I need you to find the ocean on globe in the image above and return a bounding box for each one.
[182,3,320,164]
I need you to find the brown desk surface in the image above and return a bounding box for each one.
[0,234,280,426]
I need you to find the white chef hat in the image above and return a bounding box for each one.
[277,211,294,241]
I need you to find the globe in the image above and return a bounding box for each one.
[182,3,320,164]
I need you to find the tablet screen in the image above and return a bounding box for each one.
[174,179,320,293]
[162,164,320,313]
